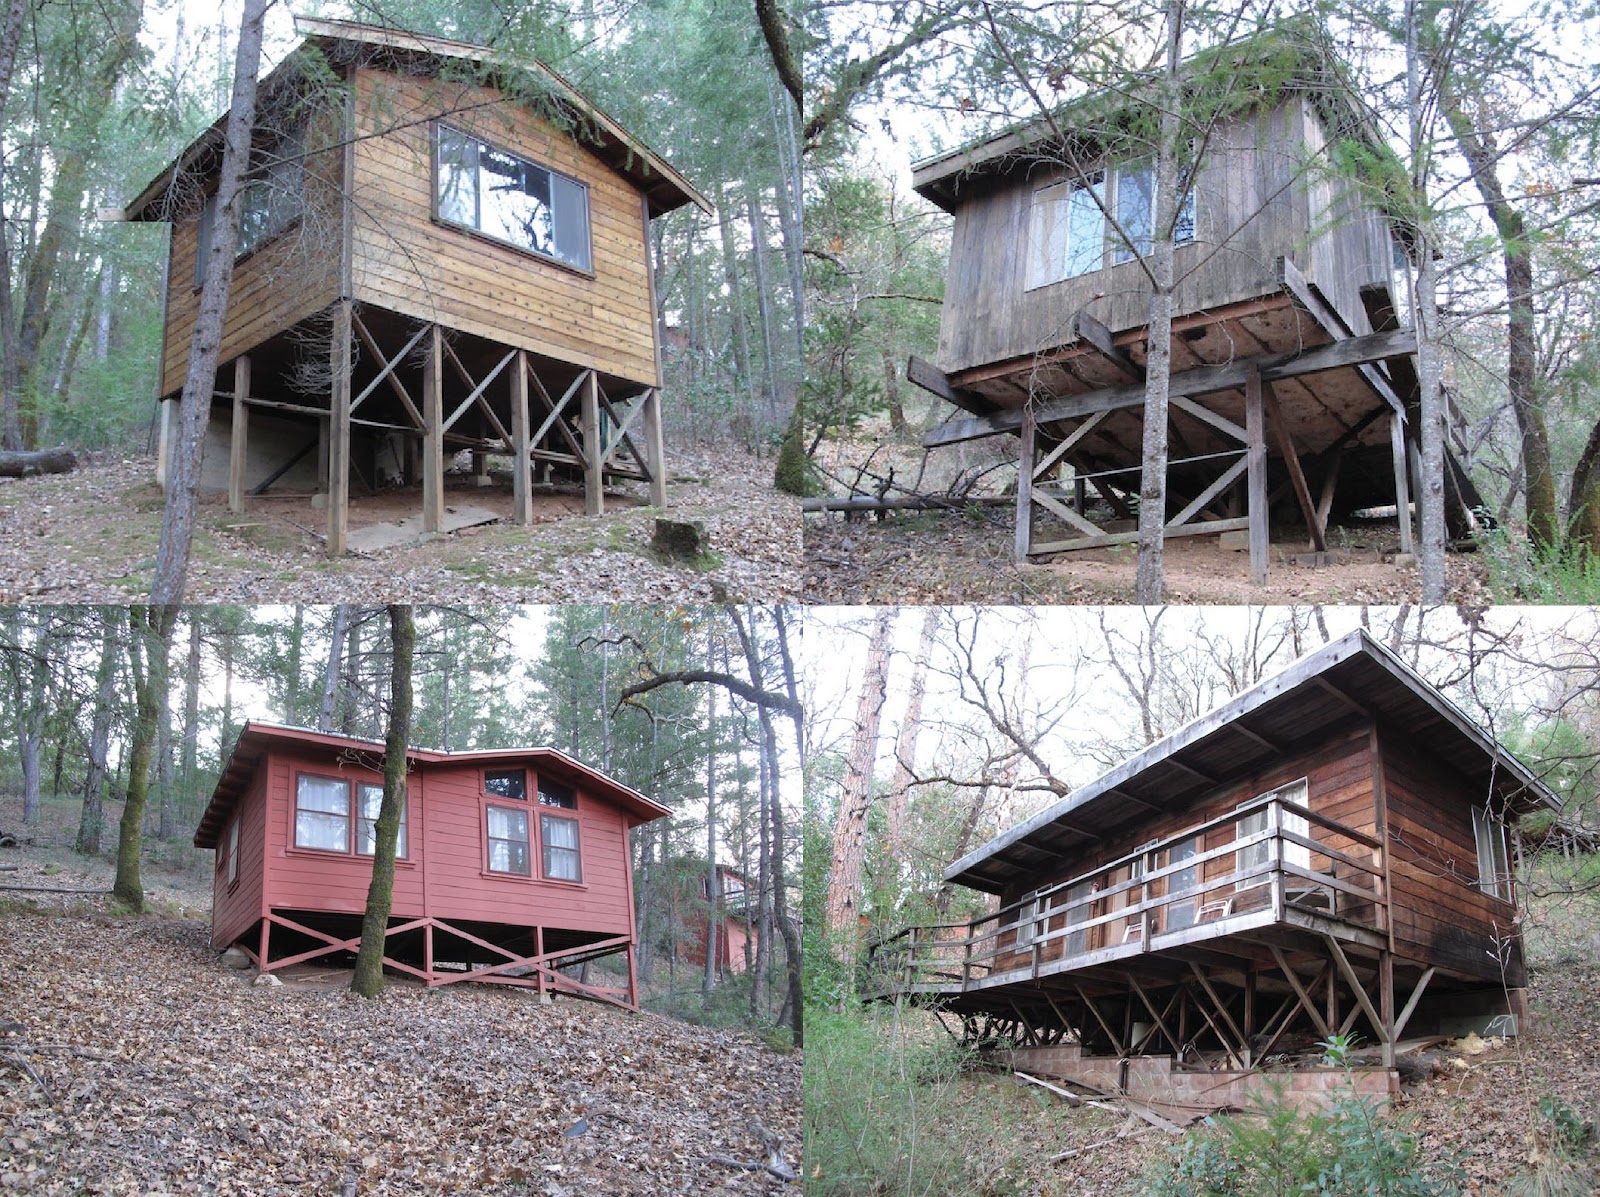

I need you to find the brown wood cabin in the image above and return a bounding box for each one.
[676,864,758,978]
[120,17,711,554]
[907,27,1484,578]
[868,631,1557,1109]
[193,722,670,1007]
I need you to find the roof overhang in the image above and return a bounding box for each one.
[193,720,672,848]
[124,16,711,223]
[944,629,1562,895]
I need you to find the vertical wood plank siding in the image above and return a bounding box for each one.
[211,765,271,949]
[936,99,1391,374]
[347,68,659,385]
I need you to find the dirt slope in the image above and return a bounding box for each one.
[0,912,800,1194]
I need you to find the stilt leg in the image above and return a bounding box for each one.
[511,351,532,525]
[1015,404,1035,561]
[1391,413,1414,554]
[423,325,444,533]
[643,388,668,507]
[582,371,604,516]
[1245,365,1269,584]
[327,304,351,555]
[228,356,250,515]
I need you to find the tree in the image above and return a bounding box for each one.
[76,607,123,856]
[352,604,417,998]
[113,605,177,911]
[148,0,272,603]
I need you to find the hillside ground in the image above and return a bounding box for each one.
[0,441,799,603]
[0,814,801,1195]
[806,421,1491,605]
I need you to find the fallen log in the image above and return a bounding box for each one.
[0,447,76,478]
[801,494,1011,514]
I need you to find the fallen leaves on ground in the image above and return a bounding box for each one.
[0,913,800,1194]
[0,444,799,603]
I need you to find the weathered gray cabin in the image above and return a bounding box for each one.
[909,32,1483,576]
[121,18,710,553]
[868,631,1555,1112]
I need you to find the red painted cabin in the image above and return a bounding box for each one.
[679,865,758,977]
[193,722,670,1006]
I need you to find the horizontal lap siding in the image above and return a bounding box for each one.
[1379,734,1522,984]
[348,69,658,386]
[212,767,269,948]
[159,123,345,397]
[261,749,428,920]
[1002,728,1374,963]
[421,763,634,937]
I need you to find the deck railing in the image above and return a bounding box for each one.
[867,793,1388,996]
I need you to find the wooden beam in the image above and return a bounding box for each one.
[1268,945,1332,1039]
[528,370,588,459]
[1032,515,1250,555]
[1074,312,1144,381]
[1168,455,1248,528]
[1379,950,1396,1068]
[582,370,604,516]
[1015,405,1035,560]
[1187,960,1248,1054]
[1316,449,1342,536]
[1034,411,1108,480]
[1128,973,1181,1054]
[1390,412,1414,554]
[642,388,668,506]
[1278,257,1406,417]
[249,437,317,496]
[908,354,997,416]
[228,355,250,516]
[1072,982,1125,1056]
[1263,378,1327,551]
[1245,365,1269,585]
[441,344,515,437]
[1391,966,1436,1042]
[350,314,428,429]
[924,328,1419,448]
[1323,934,1385,1043]
[327,304,351,556]
[510,350,532,526]
[422,324,444,534]
[1171,395,1247,445]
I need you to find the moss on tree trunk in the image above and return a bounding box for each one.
[113,605,177,912]
[352,604,416,998]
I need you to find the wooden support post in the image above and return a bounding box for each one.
[1015,403,1036,561]
[1390,412,1414,554]
[1263,379,1327,550]
[1316,449,1342,537]
[228,355,251,515]
[423,324,444,533]
[1324,934,1383,1042]
[258,917,271,971]
[1379,950,1395,1068]
[643,388,668,507]
[510,352,532,525]
[327,304,351,556]
[626,938,639,1010]
[1243,967,1257,1068]
[1268,946,1332,1039]
[1392,966,1435,1042]
[1074,474,1088,514]
[1245,366,1269,584]
[582,370,604,516]
[424,921,435,982]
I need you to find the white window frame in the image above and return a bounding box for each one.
[1237,778,1311,890]
[1013,891,1041,948]
[1165,835,1200,931]
[226,817,239,886]
[1110,160,1198,265]
[1026,159,1198,289]
[540,812,582,882]
[486,803,532,876]
[356,781,408,860]
[1472,804,1512,901]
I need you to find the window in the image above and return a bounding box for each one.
[294,775,351,852]
[541,813,581,881]
[1236,780,1311,888]
[484,768,527,800]
[1027,171,1105,289]
[1013,891,1041,948]
[1064,880,1095,957]
[538,776,576,808]
[487,805,531,875]
[226,817,239,885]
[194,127,306,287]
[1110,162,1197,264]
[435,125,592,272]
[1472,805,1511,901]
[356,782,407,859]
[1165,836,1200,931]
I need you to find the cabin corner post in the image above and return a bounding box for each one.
[1014,403,1036,561]
[1244,366,1269,584]
[1389,412,1414,555]
[510,350,533,525]
[327,303,352,555]
[423,323,444,533]
[581,370,604,516]
[643,388,667,507]
[228,355,251,515]
[626,939,640,1010]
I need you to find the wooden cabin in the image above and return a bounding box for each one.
[868,631,1556,1111]
[122,18,711,554]
[193,721,671,1006]
[678,864,758,978]
[908,29,1483,577]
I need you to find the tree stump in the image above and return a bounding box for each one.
[652,517,708,561]
[0,447,76,478]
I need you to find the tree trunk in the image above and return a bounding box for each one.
[77,608,122,855]
[16,609,49,824]
[155,657,176,840]
[825,608,896,958]
[883,608,938,890]
[180,615,201,820]
[284,605,305,723]
[318,605,351,731]
[745,188,782,419]
[352,605,416,997]
[1408,0,1447,602]
[114,606,177,911]
[149,0,271,602]
[703,678,720,997]
[0,0,33,450]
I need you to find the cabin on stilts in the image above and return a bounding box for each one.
[867,630,1556,1113]
[908,27,1486,578]
[120,18,711,554]
[194,722,671,1006]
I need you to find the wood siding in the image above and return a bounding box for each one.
[211,764,269,949]
[1379,732,1524,986]
[347,67,659,386]
[157,116,345,398]
[935,99,1391,375]
[245,747,635,940]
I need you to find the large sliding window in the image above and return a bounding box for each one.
[1472,805,1512,901]
[195,127,306,288]
[1027,160,1197,287]
[435,125,592,272]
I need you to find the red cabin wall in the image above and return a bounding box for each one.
[212,764,269,949]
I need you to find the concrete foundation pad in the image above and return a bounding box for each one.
[346,504,501,552]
